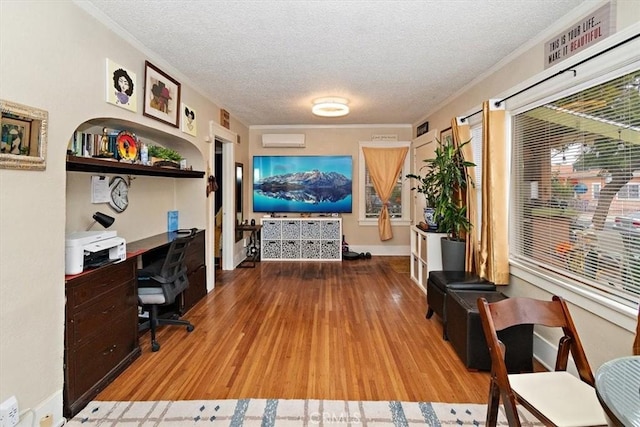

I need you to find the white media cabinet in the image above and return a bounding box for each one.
[261,217,342,261]
[410,225,446,292]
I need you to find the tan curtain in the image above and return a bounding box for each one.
[478,100,509,284]
[451,118,477,273]
[362,146,408,241]
[634,307,640,355]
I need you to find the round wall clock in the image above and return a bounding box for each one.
[116,131,138,161]
[109,176,129,213]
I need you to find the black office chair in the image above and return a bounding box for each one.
[137,231,196,352]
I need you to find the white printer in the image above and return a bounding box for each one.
[65,230,127,275]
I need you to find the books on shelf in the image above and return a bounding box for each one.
[68,130,120,158]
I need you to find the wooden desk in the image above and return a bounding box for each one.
[595,356,640,427]
[63,230,206,418]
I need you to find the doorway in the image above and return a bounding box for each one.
[214,140,223,269]
[207,120,237,285]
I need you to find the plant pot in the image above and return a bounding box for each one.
[151,157,180,169]
[423,207,438,230]
[441,237,465,271]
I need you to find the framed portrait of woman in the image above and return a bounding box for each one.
[105,58,137,113]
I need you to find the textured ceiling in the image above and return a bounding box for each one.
[83,0,593,126]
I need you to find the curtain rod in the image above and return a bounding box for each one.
[459,32,640,123]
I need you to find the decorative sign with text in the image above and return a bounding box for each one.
[371,134,398,141]
[544,3,613,69]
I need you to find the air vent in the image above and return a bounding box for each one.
[261,134,305,148]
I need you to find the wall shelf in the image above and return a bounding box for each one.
[66,155,205,178]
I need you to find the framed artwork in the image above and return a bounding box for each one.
[106,58,137,112]
[181,103,197,136]
[143,61,181,128]
[440,127,453,146]
[416,120,429,137]
[1,117,30,155]
[220,108,230,129]
[0,99,48,170]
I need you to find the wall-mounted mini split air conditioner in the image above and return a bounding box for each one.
[261,133,305,148]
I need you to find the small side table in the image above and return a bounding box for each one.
[236,224,262,268]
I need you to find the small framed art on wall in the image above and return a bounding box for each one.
[143,61,181,128]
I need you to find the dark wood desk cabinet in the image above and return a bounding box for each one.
[63,230,207,418]
[64,258,141,418]
[182,229,207,312]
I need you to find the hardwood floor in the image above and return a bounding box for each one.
[97,256,491,403]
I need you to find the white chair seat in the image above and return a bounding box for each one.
[508,371,608,427]
[138,287,166,305]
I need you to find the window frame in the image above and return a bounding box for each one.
[358,140,411,226]
[506,27,640,332]
[617,183,640,200]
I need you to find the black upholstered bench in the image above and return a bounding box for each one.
[446,290,534,372]
[426,270,495,339]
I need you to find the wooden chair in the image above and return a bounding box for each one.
[477,295,608,427]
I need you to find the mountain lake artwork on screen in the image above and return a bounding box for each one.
[253,155,352,213]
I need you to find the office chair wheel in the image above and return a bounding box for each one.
[365,252,372,259]
[187,324,195,332]
[151,341,160,352]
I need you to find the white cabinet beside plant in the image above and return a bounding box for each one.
[410,225,446,292]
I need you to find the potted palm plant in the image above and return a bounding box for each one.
[407,138,475,270]
[406,166,439,230]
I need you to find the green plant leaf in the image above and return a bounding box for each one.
[406,138,475,240]
[147,145,182,162]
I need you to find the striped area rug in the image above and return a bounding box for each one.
[66,398,543,426]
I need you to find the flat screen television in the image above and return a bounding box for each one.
[253,155,352,214]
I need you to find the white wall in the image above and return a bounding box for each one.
[249,125,413,253]
[421,0,640,369]
[0,1,247,425]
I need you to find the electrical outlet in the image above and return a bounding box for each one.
[0,396,19,427]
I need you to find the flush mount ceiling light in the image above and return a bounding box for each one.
[312,97,350,117]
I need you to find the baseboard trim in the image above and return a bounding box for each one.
[348,245,410,256]
[533,332,579,376]
[16,389,65,427]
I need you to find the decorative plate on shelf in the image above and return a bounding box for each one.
[116,131,138,161]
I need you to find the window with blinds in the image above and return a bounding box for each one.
[512,69,640,304]
[364,168,403,218]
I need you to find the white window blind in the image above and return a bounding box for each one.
[512,68,640,303]
[470,123,484,227]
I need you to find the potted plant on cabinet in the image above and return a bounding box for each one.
[407,138,475,270]
[406,166,439,231]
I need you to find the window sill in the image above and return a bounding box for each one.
[358,218,410,227]
[509,259,638,333]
